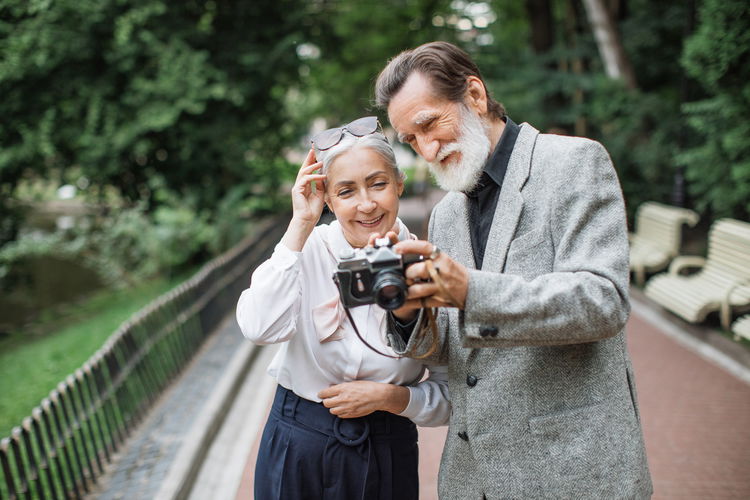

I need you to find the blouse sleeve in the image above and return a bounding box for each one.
[398,365,450,427]
[236,242,303,344]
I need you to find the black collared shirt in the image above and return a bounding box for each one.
[465,116,519,269]
[392,116,520,337]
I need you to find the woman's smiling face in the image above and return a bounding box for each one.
[325,146,403,249]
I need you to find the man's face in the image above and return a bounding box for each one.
[387,72,491,192]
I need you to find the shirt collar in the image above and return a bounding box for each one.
[465,116,520,197]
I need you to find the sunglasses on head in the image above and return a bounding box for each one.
[311,116,384,151]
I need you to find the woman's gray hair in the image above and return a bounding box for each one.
[317,131,405,183]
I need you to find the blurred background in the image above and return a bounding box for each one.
[0,0,748,462]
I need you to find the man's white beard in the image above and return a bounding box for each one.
[427,106,491,192]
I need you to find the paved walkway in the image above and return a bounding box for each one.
[84,316,248,499]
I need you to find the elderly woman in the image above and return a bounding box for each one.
[236,117,449,500]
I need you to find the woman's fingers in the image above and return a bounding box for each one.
[301,148,317,168]
[366,230,399,247]
[294,174,326,193]
[297,160,323,181]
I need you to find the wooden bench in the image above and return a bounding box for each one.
[629,202,699,285]
[644,218,750,330]
[732,315,750,342]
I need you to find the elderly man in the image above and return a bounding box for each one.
[377,42,652,499]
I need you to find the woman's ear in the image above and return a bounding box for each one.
[465,76,488,116]
[397,179,405,197]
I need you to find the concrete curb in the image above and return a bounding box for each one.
[155,338,260,500]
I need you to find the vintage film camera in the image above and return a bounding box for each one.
[333,237,422,310]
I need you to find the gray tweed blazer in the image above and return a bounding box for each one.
[388,123,652,499]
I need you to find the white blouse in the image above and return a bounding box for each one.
[236,218,450,427]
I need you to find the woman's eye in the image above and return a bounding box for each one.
[337,189,353,198]
[372,181,388,189]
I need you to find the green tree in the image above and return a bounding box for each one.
[0,0,308,217]
[298,0,460,125]
[479,0,695,221]
[680,0,750,219]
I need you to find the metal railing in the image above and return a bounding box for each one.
[0,214,288,499]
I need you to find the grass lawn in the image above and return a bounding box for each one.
[0,270,195,438]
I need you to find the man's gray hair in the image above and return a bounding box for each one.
[375,41,505,120]
[319,131,405,182]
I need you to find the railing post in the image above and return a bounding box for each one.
[31,408,59,500]
[1,437,18,500]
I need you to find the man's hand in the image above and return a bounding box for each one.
[318,381,410,418]
[394,239,469,310]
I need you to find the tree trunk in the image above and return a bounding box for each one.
[524,0,555,53]
[565,0,588,137]
[581,0,637,89]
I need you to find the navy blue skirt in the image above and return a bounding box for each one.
[254,385,419,500]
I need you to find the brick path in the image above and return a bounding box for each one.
[627,311,750,498]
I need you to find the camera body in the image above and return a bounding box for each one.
[333,237,421,310]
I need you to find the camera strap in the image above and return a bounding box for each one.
[343,306,440,360]
[343,307,401,359]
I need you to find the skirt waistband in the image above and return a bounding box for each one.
[271,385,416,446]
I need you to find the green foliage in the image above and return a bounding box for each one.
[298,0,460,124]
[0,179,266,292]
[0,0,308,210]
[679,0,750,218]
[477,0,694,221]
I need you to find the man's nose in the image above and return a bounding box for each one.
[415,135,440,162]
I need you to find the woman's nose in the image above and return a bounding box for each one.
[357,193,376,213]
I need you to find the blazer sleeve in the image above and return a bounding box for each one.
[462,139,631,347]
[235,242,303,344]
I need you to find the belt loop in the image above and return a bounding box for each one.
[281,387,299,418]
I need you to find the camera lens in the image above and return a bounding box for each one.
[372,270,407,310]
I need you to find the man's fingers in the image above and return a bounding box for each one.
[394,239,435,256]
[405,282,439,299]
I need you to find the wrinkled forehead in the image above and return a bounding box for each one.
[387,72,450,135]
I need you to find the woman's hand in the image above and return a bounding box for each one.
[280,149,327,251]
[318,381,410,419]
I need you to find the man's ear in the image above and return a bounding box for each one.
[465,76,488,116]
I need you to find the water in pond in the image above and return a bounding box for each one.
[0,209,105,334]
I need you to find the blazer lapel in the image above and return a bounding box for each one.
[451,194,477,270]
[481,123,539,271]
